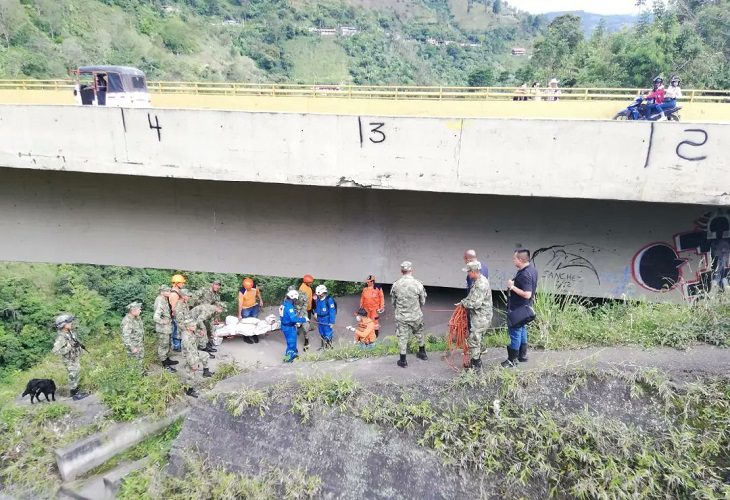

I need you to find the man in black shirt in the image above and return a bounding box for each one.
[502,249,538,367]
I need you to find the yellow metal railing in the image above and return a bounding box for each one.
[0,79,728,103]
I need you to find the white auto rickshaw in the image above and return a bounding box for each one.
[72,65,151,108]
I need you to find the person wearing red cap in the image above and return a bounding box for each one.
[359,275,385,338]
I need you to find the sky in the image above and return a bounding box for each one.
[505,0,647,15]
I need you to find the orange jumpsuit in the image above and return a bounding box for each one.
[359,286,384,330]
[354,316,376,345]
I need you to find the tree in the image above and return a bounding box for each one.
[468,67,494,87]
[493,0,502,14]
[0,0,26,48]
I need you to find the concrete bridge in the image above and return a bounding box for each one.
[0,104,728,301]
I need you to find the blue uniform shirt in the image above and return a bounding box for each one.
[316,295,337,325]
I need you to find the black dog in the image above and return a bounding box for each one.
[21,378,56,404]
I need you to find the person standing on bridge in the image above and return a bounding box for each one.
[121,301,145,367]
[503,249,538,368]
[391,261,428,368]
[459,261,493,370]
[359,275,384,338]
[153,285,178,372]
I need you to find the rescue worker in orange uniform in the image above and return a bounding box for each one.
[239,278,264,344]
[353,308,376,345]
[359,275,385,338]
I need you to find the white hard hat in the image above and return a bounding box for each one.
[286,289,299,300]
[315,285,328,295]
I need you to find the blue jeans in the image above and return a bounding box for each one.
[171,319,181,351]
[659,99,676,112]
[241,305,260,319]
[508,325,528,350]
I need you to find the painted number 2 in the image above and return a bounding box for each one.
[358,117,386,147]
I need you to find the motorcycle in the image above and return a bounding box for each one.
[613,97,681,121]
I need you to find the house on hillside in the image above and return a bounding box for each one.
[308,27,337,36]
[511,47,527,56]
[340,26,359,36]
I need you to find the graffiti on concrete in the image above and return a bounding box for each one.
[147,113,162,141]
[632,209,730,296]
[533,243,600,291]
[675,129,708,162]
[357,117,386,147]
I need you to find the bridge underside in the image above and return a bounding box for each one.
[0,167,719,301]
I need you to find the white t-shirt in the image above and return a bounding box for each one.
[665,85,682,99]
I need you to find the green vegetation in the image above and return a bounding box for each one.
[291,374,360,422]
[531,289,730,350]
[300,333,447,361]
[522,0,730,88]
[0,0,541,84]
[120,452,322,500]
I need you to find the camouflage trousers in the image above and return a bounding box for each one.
[395,319,424,355]
[467,324,484,361]
[156,327,171,362]
[125,344,144,364]
[64,357,81,391]
[181,331,203,388]
[197,325,209,349]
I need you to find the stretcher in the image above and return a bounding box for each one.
[213,315,280,339]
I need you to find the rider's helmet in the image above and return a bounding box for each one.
[652,76,663,89]
[670,76,681,85]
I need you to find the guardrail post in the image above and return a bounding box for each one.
[584,88,589,100]
[690,90,695,103]
[439,87,443,100]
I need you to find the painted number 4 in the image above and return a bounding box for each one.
[358,117,386,147]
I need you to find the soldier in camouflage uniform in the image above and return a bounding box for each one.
[460,261,493,370]
[189,302,222,361]
[390,261,428,368]
[52,313,89,400]
[181,318,204,398]
[193,280,222,349]
[289,285,311,351]
[173,288,192,329]
[153,285,178,372]
[121,301,145,366]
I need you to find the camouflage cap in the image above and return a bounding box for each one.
[54,313,75,329]
[462,261,481,273]
[159,285,171,293]
[126,301,142,311]
[179,288,192,297]
[214,301,226,309]
[400,261,413,271]
[183,318,197,328]
[212,279,222,285]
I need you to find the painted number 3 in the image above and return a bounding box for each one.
[358,117,386,146]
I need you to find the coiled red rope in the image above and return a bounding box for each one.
[446,305,470,370]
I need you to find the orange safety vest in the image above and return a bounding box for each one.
[239,288,259,309]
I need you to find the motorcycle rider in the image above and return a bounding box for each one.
[661,76,682,114]
[643,77,665,119]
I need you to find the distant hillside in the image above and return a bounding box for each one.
[0,0,545,86]
[543,10,639,35]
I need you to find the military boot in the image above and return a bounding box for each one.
[70,388,89,401]
[185,387,199,398]
[397,354,408,368]
[518,344,529,363]
[416,346,428,361]
[205,343,217,353]
[243,336,254,344]
[470,358,482,371]
[253,335,260,344]
[203,368,214,378]
[303,337,310,352]
[163,357,179,366]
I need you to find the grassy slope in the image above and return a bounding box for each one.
[284,37,351,83]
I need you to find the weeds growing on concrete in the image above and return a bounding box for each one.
[291,375,360,422]
[354,366,730,498]
[122,452,321,500]
[222,388,271,418]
